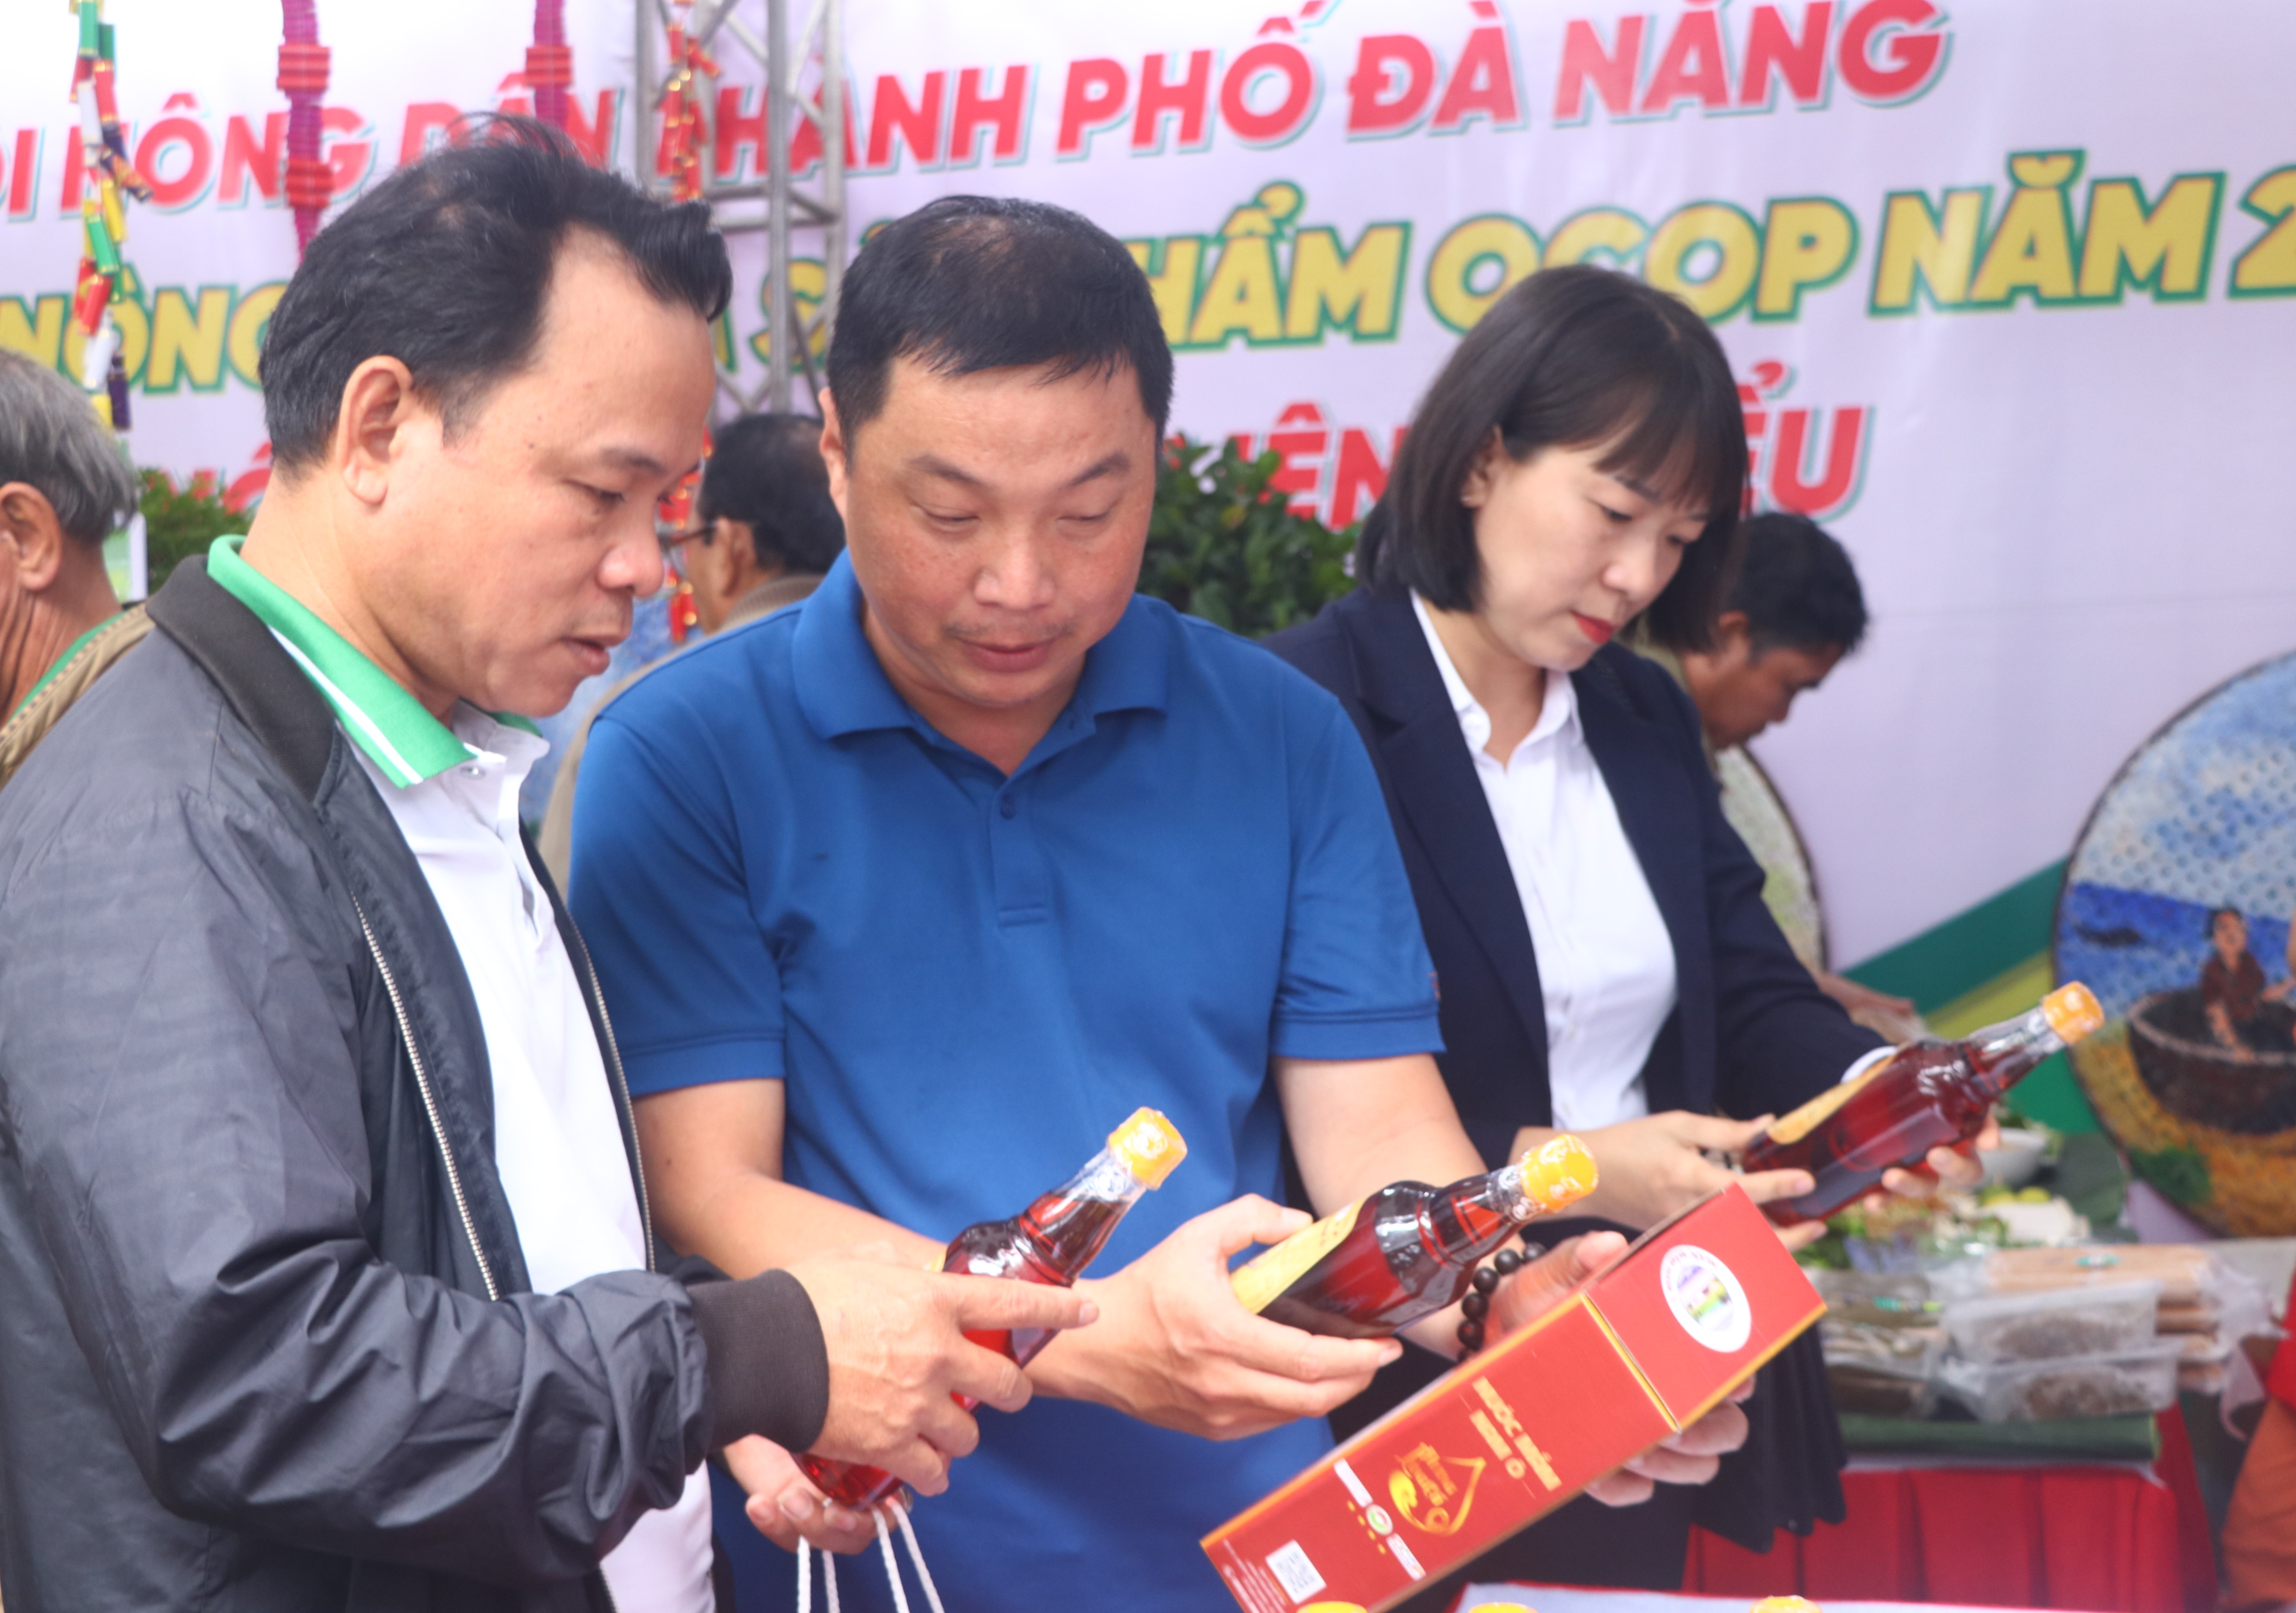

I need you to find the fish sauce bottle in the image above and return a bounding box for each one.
[1227,1134,1599,1340]
[799,1107,1186,1510]
[1743,982,2104,1226]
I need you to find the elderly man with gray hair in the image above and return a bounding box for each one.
[0,350,145,790]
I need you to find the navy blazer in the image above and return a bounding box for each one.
[1265,585,1882,1158]
[1266,586,1880,1589]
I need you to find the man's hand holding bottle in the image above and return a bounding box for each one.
[720,1248,1099,1555]
[1028,1195,1408,1440]
[781,1245,1098,1493]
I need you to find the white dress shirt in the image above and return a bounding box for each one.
[1413,596,1679,1131]
[351,704,713,1613]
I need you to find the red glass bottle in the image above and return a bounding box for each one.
[1743,982,2104,1226]
[798,1107,1186,1511]
[1227,1135,1599,1340]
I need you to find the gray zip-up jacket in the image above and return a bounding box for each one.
[0,559,827,1612]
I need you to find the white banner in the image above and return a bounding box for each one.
[4,0,2293,966]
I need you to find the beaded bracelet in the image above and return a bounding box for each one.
[1456,1236,1546,1358]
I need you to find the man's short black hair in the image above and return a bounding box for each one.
[697,413,844,574]
[824,195,1172,441]
[1729,511,1869,657]
[1359,265,1745,652]
[261,118,731,476]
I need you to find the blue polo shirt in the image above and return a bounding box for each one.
[569,555,1440,1613]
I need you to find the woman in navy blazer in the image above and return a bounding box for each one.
[1266,267,1981,1599]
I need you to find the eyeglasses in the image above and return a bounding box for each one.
[656,524,712,579]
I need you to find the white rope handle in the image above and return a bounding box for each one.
[797,1497,946,1613]
[893,1503,948,1613]
[872,1507,913,1613]
[794,1537,843,1613]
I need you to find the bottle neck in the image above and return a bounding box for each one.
[1962,1004,2067,1096]
[1426,1161,1538,1267]
[1020,1148,1151,1276]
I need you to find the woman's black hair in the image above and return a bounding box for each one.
[1358,264,1746,651]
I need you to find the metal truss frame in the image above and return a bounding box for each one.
[634,0,845,415]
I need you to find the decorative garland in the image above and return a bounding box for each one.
[527,0,572,132]
[659,429,709,643]
[654,2,719,203]
[278,0,331,255]
[653,3,716,640]
[69,0,150,429]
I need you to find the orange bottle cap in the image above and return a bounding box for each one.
[2042,982,2104,1043]
[1108,1107,1187,1189]
[1519,1133,1599,1210]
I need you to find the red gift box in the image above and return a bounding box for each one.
[1202,1183,1825,1613]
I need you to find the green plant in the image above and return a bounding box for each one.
[2129,1143,2211,1208]
[1139,436,1355,639]
[139,468,251,590]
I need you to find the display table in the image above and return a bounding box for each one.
[1677,1409,2215,1613]
[1454,1588,2101,1613]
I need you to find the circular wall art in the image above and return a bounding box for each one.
[2054,650,2296,1237]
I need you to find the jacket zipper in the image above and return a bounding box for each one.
[351,894,640,1611]
[569,922,634,1613]
[348,890,500,1302]
[564,921,656,1273]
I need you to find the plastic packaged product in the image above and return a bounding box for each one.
[1938,1340,2183,1422]
[1824,1318,1939,1371]
[1826,1362,1937,1419]
[1977,1246,2277,1389]
[1981,1245,2210,1304]
[1942,1278,2163,1364]
[1810,1267,1940,1327]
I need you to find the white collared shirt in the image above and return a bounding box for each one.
[1413,596,1679,1131]
[352,707,713,1613]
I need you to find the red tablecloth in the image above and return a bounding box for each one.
[1683,1410,2216,1613]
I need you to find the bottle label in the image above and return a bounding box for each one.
[1229,1199,1362,1315]
[1761,1058,1891,1146]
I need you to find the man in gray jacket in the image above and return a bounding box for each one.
[0,123,1085,1613]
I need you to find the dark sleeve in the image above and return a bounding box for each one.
[1459,1117,1526,1175]
[0,781,735,1587]
[670,1254,827,1452]
[1645,668,1884,1117]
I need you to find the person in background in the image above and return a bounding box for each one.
[1639,509,1922,1039]
[568,200,1746,1613]
[536,411,843,886]
[0,127,1090,1613]
[2202,906,2269,1055]
[0,349,148,790]
[1265,265,1989,1604]
[679,411,844,634]
[2223,1264,2296,1612]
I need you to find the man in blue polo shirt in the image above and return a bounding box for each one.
[568,198,1739,1611]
